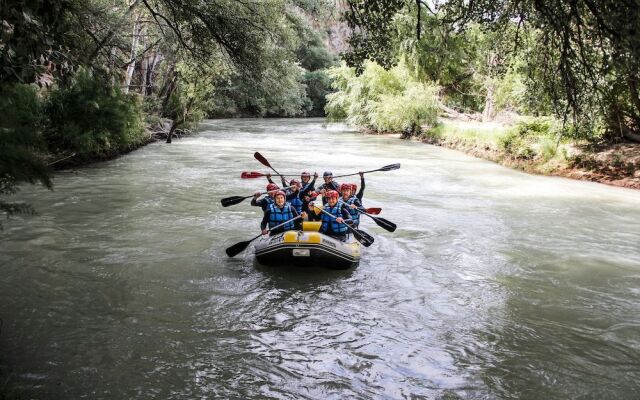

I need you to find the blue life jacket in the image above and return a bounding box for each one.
[268,203,295,230]
[321,202,348,234]
[346,196,360,224]
[288,192,303,214]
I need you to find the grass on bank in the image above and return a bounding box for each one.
[423,117,573,173]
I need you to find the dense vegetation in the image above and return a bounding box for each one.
[0,0,336,221]
[335,0,640,145]
[2,0,639,220]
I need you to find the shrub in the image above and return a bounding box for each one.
[45,69,145,158]
[325,61,440,133]
[0,83,51,223]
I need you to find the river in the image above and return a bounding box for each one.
[1,118,639,399]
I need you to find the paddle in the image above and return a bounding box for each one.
[241,165,400,180]
[332,163,401,178]
[254,152,287,182]
[225,215,303,257]
[221,185,293,207]
[312,205,374,247]
[241,171,301,179]
[365,207,381,215]
[355,208,396,232]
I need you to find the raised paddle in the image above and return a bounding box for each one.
[221,185,293,207]
[312,205,374,247]
[332,163,401,178]
[355,208,396,232]
[226,215,303,257]
[254,152,287,181]
[241,171,302,179]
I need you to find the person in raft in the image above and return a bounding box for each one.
[251,183,279,210]
[340,183,364,228]
[261,190,306,236]
[317,171,340,205]
[300,171,318,193]
[285,179,305,214]
[311,190,352,241]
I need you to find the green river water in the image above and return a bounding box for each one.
[1,118,639,399]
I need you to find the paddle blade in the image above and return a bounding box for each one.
[254,152,271,168]
[365,207,381,215]
[225,240,252,257]
[379,163,401,171]
[221,196,247,207]
[352,229,374,247]
[372,216,397,232]
[241,171,263,179]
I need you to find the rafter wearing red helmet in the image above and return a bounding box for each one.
[251,183,279,211]
[260,190,306,236]
[311,189,352,241]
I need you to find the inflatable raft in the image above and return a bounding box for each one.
[254,221,361,269]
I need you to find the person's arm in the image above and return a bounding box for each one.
[260,210,270,231]
[339,203,353,223]
[280,175,288,187]
[251,195,262,207]
[357,173,365,200]
[266,174,275,185]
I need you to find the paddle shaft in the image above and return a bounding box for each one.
[242,184,295,201]
[254,152,286,182]
[255,214,303,239]
[355,207,397,232]
[332,168,387,178]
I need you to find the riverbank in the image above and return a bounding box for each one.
[416,118,640,190]
[46,119,180,170]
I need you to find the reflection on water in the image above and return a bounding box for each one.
[1,118,640,399]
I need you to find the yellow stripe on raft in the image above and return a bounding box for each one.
[283,231,322,244]
[302,221,321,232]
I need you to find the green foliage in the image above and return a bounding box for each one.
[0,0,76,85]
[208,60,312,118]
[45,69,145,158]
[499,118,561,160]
[326,61,440,132]
[303,70,332,117]
[369,85,440,132]
[0,83,51,223]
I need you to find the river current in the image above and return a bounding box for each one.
[1,118,639,399]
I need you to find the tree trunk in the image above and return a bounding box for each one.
[123,13,141,94]
[482,83,496,122]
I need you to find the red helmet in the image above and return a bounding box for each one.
[351,183,358,192]
[266,183,279,191]
[300,171,311,178]
[274,190,286,199]
[290,179,300,186]
[326,190,339,200]
[339,183,351,192]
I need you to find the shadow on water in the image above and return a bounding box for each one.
[252,261,357,291]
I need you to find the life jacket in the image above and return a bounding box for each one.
[345,196,360,224]
[289,192,303,214]
[321,202,348,235]
[268,203,295,230]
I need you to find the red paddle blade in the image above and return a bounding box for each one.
[241,171,264,179]
[365,207,381,215]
